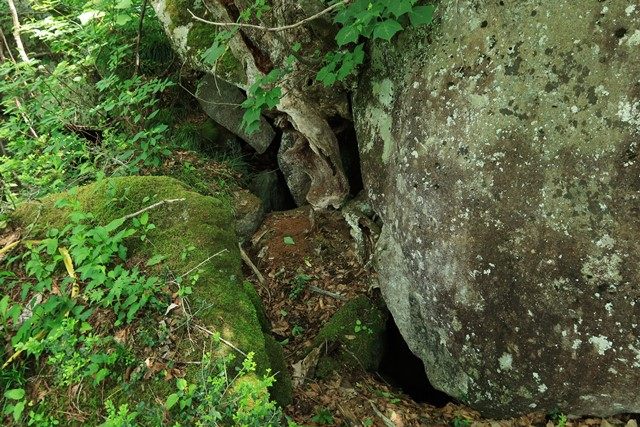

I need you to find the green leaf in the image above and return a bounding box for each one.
[115,14,131,25]
[283,236,295,246]
[4,389,25,400]
[115,0,132,9]
[409,5,436,27]
[94,368,110,384]
[373,19,403,42]
[386,0,414,18]
[12,401,25,422]
[105,217,125,233]
[336,25,360,46]
[176,378,187,391]
[165,393,179,410]
[146,254,166,267]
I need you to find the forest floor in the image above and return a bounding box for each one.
[241,207,639,427]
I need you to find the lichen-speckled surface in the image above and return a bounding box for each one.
[354,0,640,417]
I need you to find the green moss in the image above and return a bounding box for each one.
[264,335,293,407]
[312,296,387,377]
[11,176,291,419]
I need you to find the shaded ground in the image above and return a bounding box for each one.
[241,207,639,427]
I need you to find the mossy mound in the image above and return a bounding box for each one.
[11,176,290,415]
[312,296,387,379]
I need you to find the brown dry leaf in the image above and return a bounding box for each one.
[114,327,130,344]
[0,233,21,261]
[390,410,405,427]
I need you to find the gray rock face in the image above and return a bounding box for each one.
[233,189,265,242]
[278,130,312,206]
[354,0,640,418]
[196,75,275,154]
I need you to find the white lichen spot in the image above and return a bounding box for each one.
[596,234,615,249]
[498,353,513,371]
[572,339,582,350]
[626,5,636,16]
[538,383,548,393]
[588,335,613,355]
[627,30,640,47]
[571,105,580,113]
[605,302,613,315]
[173,24,193,54]
[372,79,395,108]
[628,344,640,367]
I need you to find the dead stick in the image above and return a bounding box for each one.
[187,0,349,33]
[120,198,185,222]
[194,324,247,357]
[238,243,265,285]
[308,285,346,300]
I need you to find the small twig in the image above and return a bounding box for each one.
[134,0,149,75]
[188,0,349,33]
[308,284,346,300]
[178,249,228,279]
[119,198,185,222]
[369,400,396,427]
[238,243,265,285]
[238,243,271,301]
[194,324,247,357]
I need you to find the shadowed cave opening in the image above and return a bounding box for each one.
[378,313,452,407]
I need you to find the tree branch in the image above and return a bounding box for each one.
[134,0,149,75]
[188,0,349,33]
[5,0,30,63]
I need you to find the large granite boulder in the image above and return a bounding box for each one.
[354,0,640,418]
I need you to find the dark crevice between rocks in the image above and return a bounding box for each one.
[378,312,452,407]
[329,116,364,198]
[240,131,297,213]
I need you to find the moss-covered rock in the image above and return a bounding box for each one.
[11,176,290,412]
[312,296,387,378]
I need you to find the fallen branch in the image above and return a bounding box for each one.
[188,0,349,33]
[194,324,247,357]
[238,243,265,285]
[120,198,186,222]
[178,249,228,280]
[369,401,396,427]
[307,284,346,301]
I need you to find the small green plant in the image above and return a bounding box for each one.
[452,416,472,427]
[100,400,138,427]
[549,410,568,427]
[354,319,373,335]
[291,325,304,337]
[2,388,26,422]
[311,407,334,425]
[375,389,401,405]
[362,417,374,427]
[289,273,312,299]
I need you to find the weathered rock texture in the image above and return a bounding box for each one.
[151,0,350,208]
[196,75,275,154]
[354,0,640,418]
